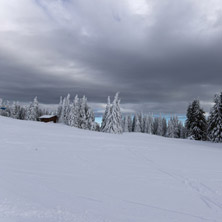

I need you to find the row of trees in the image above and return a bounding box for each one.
[56,94,99,131]
[100,93,186,138]
[121,114,186,138]
[186,92,222,143]
[0,95,100,131]
[1,92,221,142]
[0,97,45,121]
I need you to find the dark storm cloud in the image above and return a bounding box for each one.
[0,0,222,114]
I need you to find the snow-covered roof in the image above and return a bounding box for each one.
[39,115,57,119]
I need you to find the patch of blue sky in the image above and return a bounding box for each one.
[95,114,186,126]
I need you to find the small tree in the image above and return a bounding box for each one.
[167,116,180,138]
[102,93,123,134]
[208,92,222,143]
[185,99,207,140]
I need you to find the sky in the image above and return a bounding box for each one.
[0,0,222,115]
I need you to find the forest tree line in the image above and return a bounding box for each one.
[0,92,222,143]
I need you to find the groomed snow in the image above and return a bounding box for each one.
[0,116,222,222]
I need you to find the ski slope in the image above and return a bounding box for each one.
[0,116,222,222]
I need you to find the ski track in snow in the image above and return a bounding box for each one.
[127,146,222,219]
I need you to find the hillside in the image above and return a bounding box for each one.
[0,116,222,222]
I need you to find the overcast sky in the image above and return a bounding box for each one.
[0,0,222,114]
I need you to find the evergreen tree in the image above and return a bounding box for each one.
[143,115,149,133]
[167,116,180,138]
[25,97,39,121]
[185,99,207,140]
[208,93,222,143]
[101,97,111,132]
[127,115,133,132]
[69,95,80,127]
[147,115,153,134]
[162,117,167,137]
[157,115,163,136]
[79,96,88,129]
[132,113,141,132]
[138,113,144,132]
[102,93,123,134]
[123,116,129,132]
[179,121,186,139]
[152,117,159,135]
[11,102,21,119]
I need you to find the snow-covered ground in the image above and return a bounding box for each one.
[0,116,222,222]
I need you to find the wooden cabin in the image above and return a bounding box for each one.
[38,115,58,123]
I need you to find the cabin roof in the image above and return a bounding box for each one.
[39,115,57,119]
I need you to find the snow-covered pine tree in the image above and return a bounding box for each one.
[207,92,222,143]
[59,94,71,124]
[79,96,88,129]
[69,95,80,127]
[167,116,180,138]
[147,115,153,134]
[25,97,39,121]
[138,113,144,132]
[11,102,21,119]
[132,113,141,132]
[101,96,111,132]
[152,117,159,135]
[143,115,149,133]
[162,117,167,137]
[102,93,123,134]
[178,121,186,139]
[185,99,207,140]
[123,116,129,132]
[86,106,95,130]
[127,115,133,132]
[64,94,71,125]
[157,115,163,136]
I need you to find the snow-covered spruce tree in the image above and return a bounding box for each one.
[79,96,88,129]
[167,116,180,138]
[102,93,123,134]
[157,115,163,136]
[207,92,222,143]
[127,115,133,132]
[86,106,96,130]
[179,121,186,139]
[162,117,167,137]
[132,113,142,132]
[64,94,71,125]
[101,96,111,132]
[152,117,159,135]
[185,99,207,140]
[59,94,71,124]
[138,113,144,132]
[25,97,39,121]
[69,95,80,128]
[11,102,21,119]
[143,115,149,133]
[123,116,129,132]
[147,115,153,134]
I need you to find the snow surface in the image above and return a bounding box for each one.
[0,116,222,222]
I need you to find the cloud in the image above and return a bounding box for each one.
[0,0,222,114]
